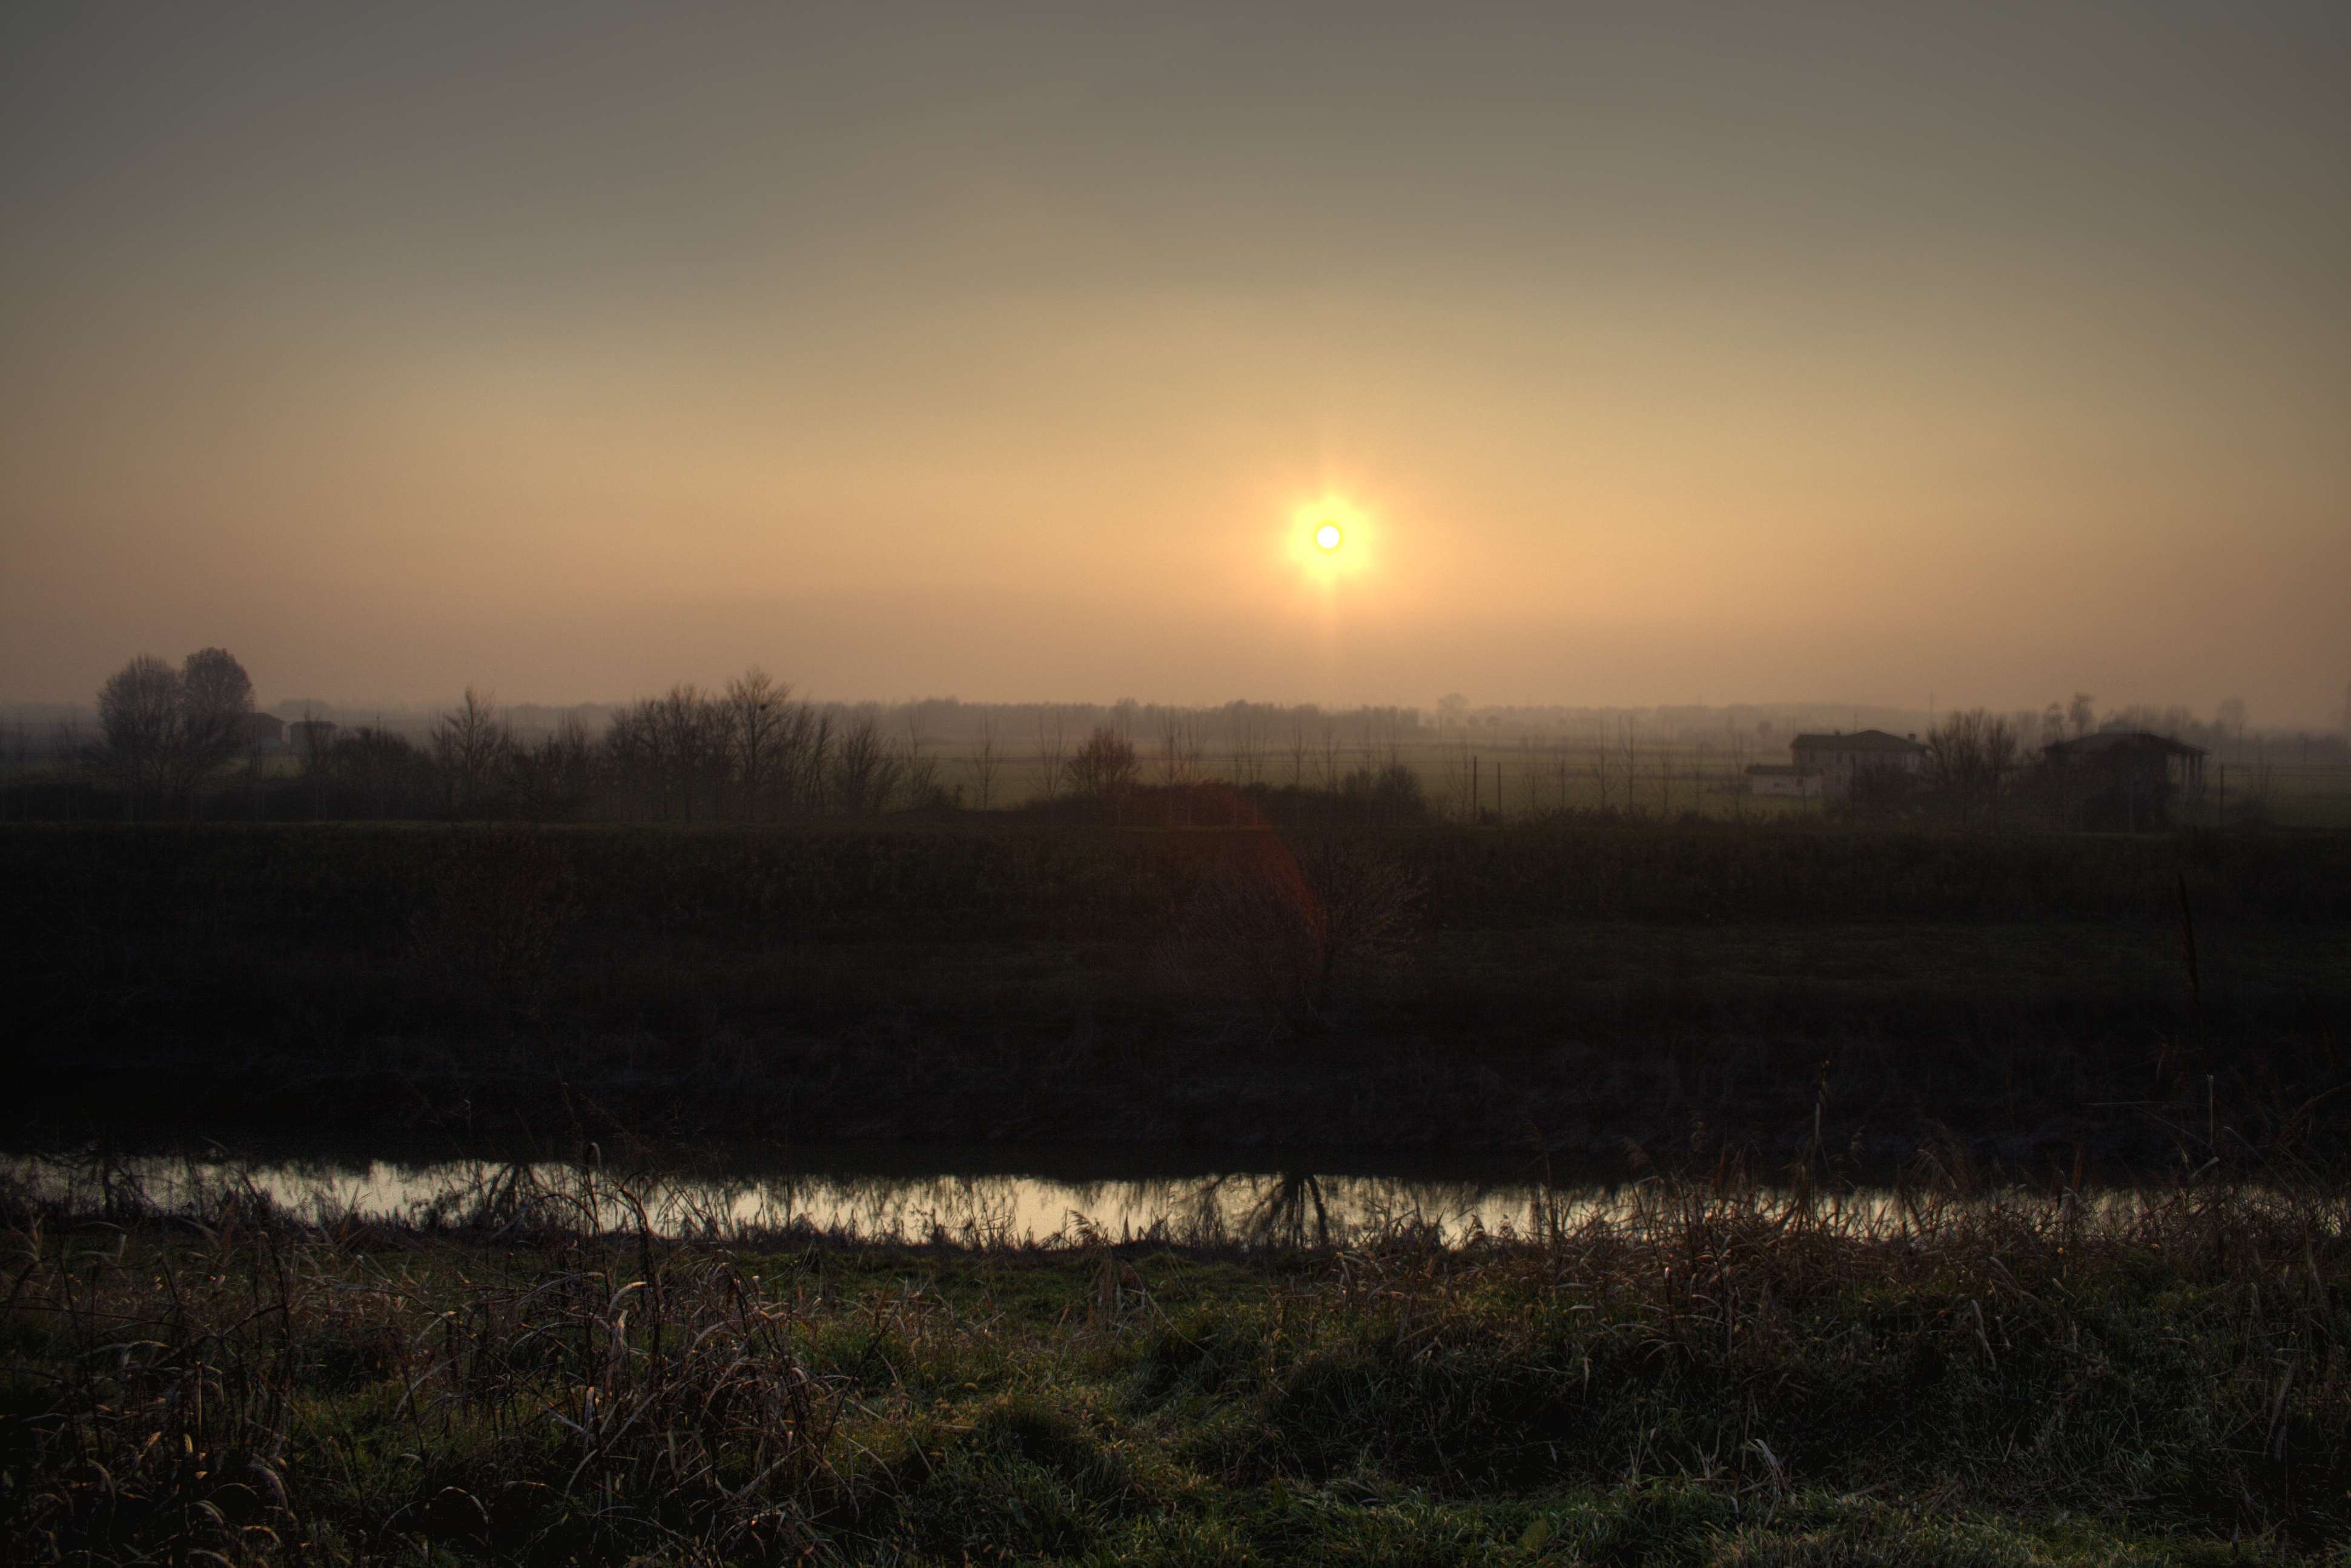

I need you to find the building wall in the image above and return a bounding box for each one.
[1790,743,1923,799]
[1748,772,1820,798]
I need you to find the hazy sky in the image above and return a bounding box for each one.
[5,4,2346,719]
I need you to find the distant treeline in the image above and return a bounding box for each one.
[24,658,1449,825]
[8,650,2346,827]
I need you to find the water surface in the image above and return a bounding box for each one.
[10,1140,1645,1248]
[11,1137,2165,1249]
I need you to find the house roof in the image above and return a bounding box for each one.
[2044,729,2205,759]
[1788,729,1924,753]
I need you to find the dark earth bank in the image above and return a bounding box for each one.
[5,822,2345,1167]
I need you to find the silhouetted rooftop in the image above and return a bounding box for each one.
[1788,730,1925,752]
[2045,730,2205,759]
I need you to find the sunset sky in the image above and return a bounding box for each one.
[4,5,2346,720]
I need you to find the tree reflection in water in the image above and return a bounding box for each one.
[7,1151,1579,1249]
[1245,1171,1332,1248]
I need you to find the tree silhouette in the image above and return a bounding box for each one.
[828,713,902,816]
[431,686,514,819]
[1065,726,1137,811]
[95,647,253,817]
[174,648,253,802]
[966,714,1003,811]
[1927,709,2019,828]
[96,655,180,818]
[724,667,792,822]
[2068,693,2098,738]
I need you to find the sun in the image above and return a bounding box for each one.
[1285,493,1375,589]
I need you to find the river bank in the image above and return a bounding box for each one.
[5,1162,2344,1564]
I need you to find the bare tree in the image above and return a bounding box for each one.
[2217,696,2247,756]
[96,654,180,818]
[1223,702,1261,792]
[294,703,334,819]
[599,704,656,819]
[828,713,902,816]
[1179,713,1208,783]
[1156,713,1202,824]
[1182,836,1424,1019]
[1926,709,2019,828]
[94,647,254,817]
[901,707,943,809]
[2068,692,2098,738]
[1035,709,1068,807]
[967,713,1004,812]
[792,706,832,817]
[432,686,515,819]
[1435,741,1457,823]
[1720,722,1745,823]
[1618,716,1640,817]
[661,686,732,820]
[1065,725,1138,813]
[174,647,253,802]
[166,648,256,813]
[1157,716,1190,790]
[511,715,596,822]
[2040,703,2066,750]
[334,725,430,819]
[724,667,793,822]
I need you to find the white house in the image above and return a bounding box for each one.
[1780,729,1927,799]
[1742,763,1822,798]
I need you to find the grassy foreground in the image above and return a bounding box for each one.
[5,1166,2347,1565]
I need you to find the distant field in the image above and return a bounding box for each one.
[923,738,1820,822]
[896,738,2351,826]
[2227,761,2351,828]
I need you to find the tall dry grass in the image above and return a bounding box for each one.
[3,1150,2346,1563]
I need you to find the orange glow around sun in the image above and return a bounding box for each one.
[1288,495,1374,589]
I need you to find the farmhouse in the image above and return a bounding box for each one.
[1742,764,1820,798]
[2042,727,2206,830]
[1747,729,1926,799]
[234,712,285,749]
